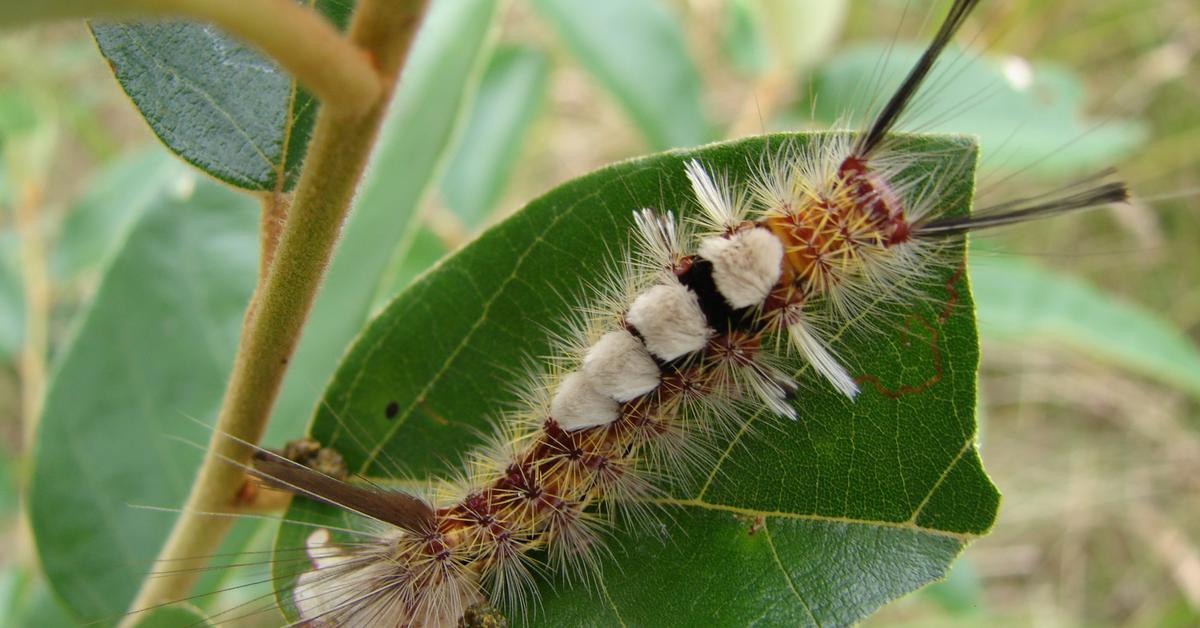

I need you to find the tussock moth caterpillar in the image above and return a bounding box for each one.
[127,0,1153,626]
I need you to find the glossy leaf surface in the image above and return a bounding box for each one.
[90,1,353,191]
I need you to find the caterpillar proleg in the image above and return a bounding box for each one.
[159,1,1143,626]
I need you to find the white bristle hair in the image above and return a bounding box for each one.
[685,158,750,232]
[787,315,860,400]
[631,207,684,275]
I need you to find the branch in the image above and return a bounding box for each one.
[1,0,382,116]
[259,192,290,279]
[122,0,430,620]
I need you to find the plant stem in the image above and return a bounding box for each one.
[1,0,381,116]
[259,192,290,280]
[123,0,429,619]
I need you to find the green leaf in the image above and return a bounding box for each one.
[278,133,996,625]
[89,1,353,191]
[532,0,713,150]
[0,229,23,361]
[195,520,284,625]
[0,566,77,628]
[0,159,9,204]
[808,44,1145,176]
[267,0,497,441]
[371,224,448,312]
[0,452,14,520]
[970,254,1200,399]
[51,147,189,281]
[130,605,211,628]
[726,0,847,75]
[28,179,257,624]
[722,0,770,76]
[918,557,984,616]
[440,45,549,226]
[0,88,39,137]
[0,566,20,622]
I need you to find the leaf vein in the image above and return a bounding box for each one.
[906,436,974,524]
[597,578,629,627]
[762,521,820,628]
[652,497,975,541]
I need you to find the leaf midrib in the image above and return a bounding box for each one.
[651,498,976,541]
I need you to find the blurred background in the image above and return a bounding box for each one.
[0,0,1197,625]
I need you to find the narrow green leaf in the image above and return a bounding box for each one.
[0,434,15,544]
[531,0,713,150]
[440,45,549,226]
[970,254,1200,399]
[371,224,448,312]
[0,89,39,136]
[0,453,13,520]
[918,557,985,616]
[727,0,847,74]
[0,566,20,622]
[0,155,17,363]
[0,567,77,628]
[28,179,257,623]
[267,0,497,441]
[0,229,22,361]
[196,520,284,624]
[0,159,9,204]
[89,0,354,191]
[277,133,996,625]
[722,0,771,76]
[130,605,211,628]
[809,44,1145,175]
[51,147,189,281]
